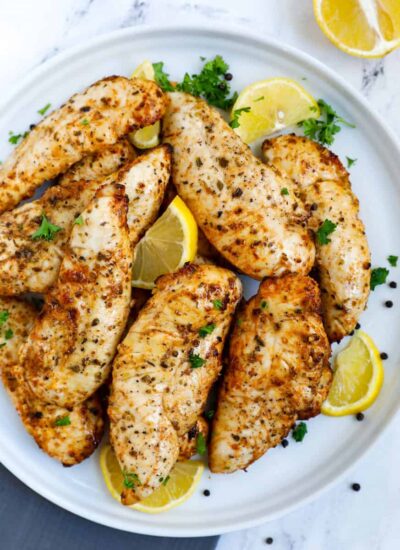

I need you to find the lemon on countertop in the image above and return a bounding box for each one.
[322,330,384,416]
[100,443,204,514]
[132,195,198,289]
[313,0,400,58]
[230,77,320,144]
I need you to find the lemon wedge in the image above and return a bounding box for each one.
[231,77,320,144]
[132,196,198,289]
[100,444,204,514]
[322,330,384,416]
[313,0,400,58]
[129,60,161,149]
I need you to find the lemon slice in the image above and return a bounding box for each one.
[129,60,161,149]
[100,444,204,514]
[313,0,400,58]
[231,77,320,144]
[322,330,384,416]
[132,196,198,289]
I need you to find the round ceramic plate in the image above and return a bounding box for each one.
[1,25,400,538]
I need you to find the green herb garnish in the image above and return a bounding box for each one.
[205,410,214,420]
[254,96,264,102]
[298,99,355,146]
[152,62,175,92]
[162,475,170,486]
[260,300,269,310]
[123,471,141,489]
[0,311,9,326]
[316,219,337,245]
[38,103,51,116]
[346,156,357,168]
[198,323,216,337]
[292,421,308,442]
[230,107,250,129]
[189,353,206,369]
[81,119,89,126]
[388,255,398,267]
[4,328,13,340]
[74,215,84,226]
[31,214,62,241]
[196,433,207,455]
[8,131,29,145]
[281,187,289,196]
[212,299,223,310]
[370,267,389,290]
[54,415,71,427]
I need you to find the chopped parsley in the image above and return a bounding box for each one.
[4,328,13,340]
[0,343,6,349]
[196,432,207,455]
[370,267,389,290]
[161,475,170,486]
[54,415,71,427]
[230,107,251,129]
[292,421,308,442]
[260,300,269,310]
[388,255,398,267]
[281,187,289,196]
[152,62,175,92]
[205,410,214,420]
[236,318,243,326]
[189,353,206,369]
[198,323,216,337]
[123,471,141,489]
[8,131,29,145]
[0,310,9,326]
[316,219,337,245]
[346,156,357,168]
[254,96,264,102]
[74,215,84,226]
[38,103,51,116]
[176,55,238,110]
[31,214,62,241]
[212,299,223,310]
[298,99,355,146]
[81,118,89,126]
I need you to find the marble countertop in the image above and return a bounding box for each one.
[1,1,400,549]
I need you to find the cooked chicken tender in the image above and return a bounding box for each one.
[262,135,370,341]
[0,76,167,213]
[209,274,331,474]
[109,263,242,504]
[0,297,36,368]
[0,145,169,296]
[21,183,132,407]
[162,92,315,279]
[3,363,104,466]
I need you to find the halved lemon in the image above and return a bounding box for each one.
[132,196,198,289]
[231,77,320,144]
[322,330,384,416]
[129,60,161,149]
[313,0,400,58]
[100,444,204,514]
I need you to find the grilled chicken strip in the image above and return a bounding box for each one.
[162,92,315,279]
[0,145,169,296]
[0,76,167,214]
[109,263,242,504]
[209,274,331,473]
[21,183,132,407]
[0,298,104,465]
[262,135,370,341]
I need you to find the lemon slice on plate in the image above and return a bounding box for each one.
[313,0,400,58]
[129,60,161,149]
[100,444,204,514]
[322,330,384,416]
[132,195,198,289]
[231,77,320,144]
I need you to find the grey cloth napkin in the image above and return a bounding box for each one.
[0,465,219,550]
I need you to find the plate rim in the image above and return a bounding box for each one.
[1,22,400,537]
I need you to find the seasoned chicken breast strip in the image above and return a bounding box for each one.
[21,183,132,407]
[262,135,370,341]
[0,76,167,213]
[0,298,104,465]
[209,274,331,473]
[162,92,315,279]
[109,263,242,504]
[0,145,170,296]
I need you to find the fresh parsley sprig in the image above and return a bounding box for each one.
[370,267,389,290]
[316,219,337,245]
[31,213,62,241]
[230,107,250,129]
[298,99,355,146]
[196,433,207,455]
[292,421,308,442]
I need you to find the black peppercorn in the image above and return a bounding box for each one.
[224,73,233,81]
[203,489,210,497]
[385,300,393,308]
[380,352,388,360]
[351,483,361,492]
[356,412,364,421]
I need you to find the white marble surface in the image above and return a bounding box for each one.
[1,1,400,549]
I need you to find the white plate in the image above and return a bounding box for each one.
[1,24,400,538]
